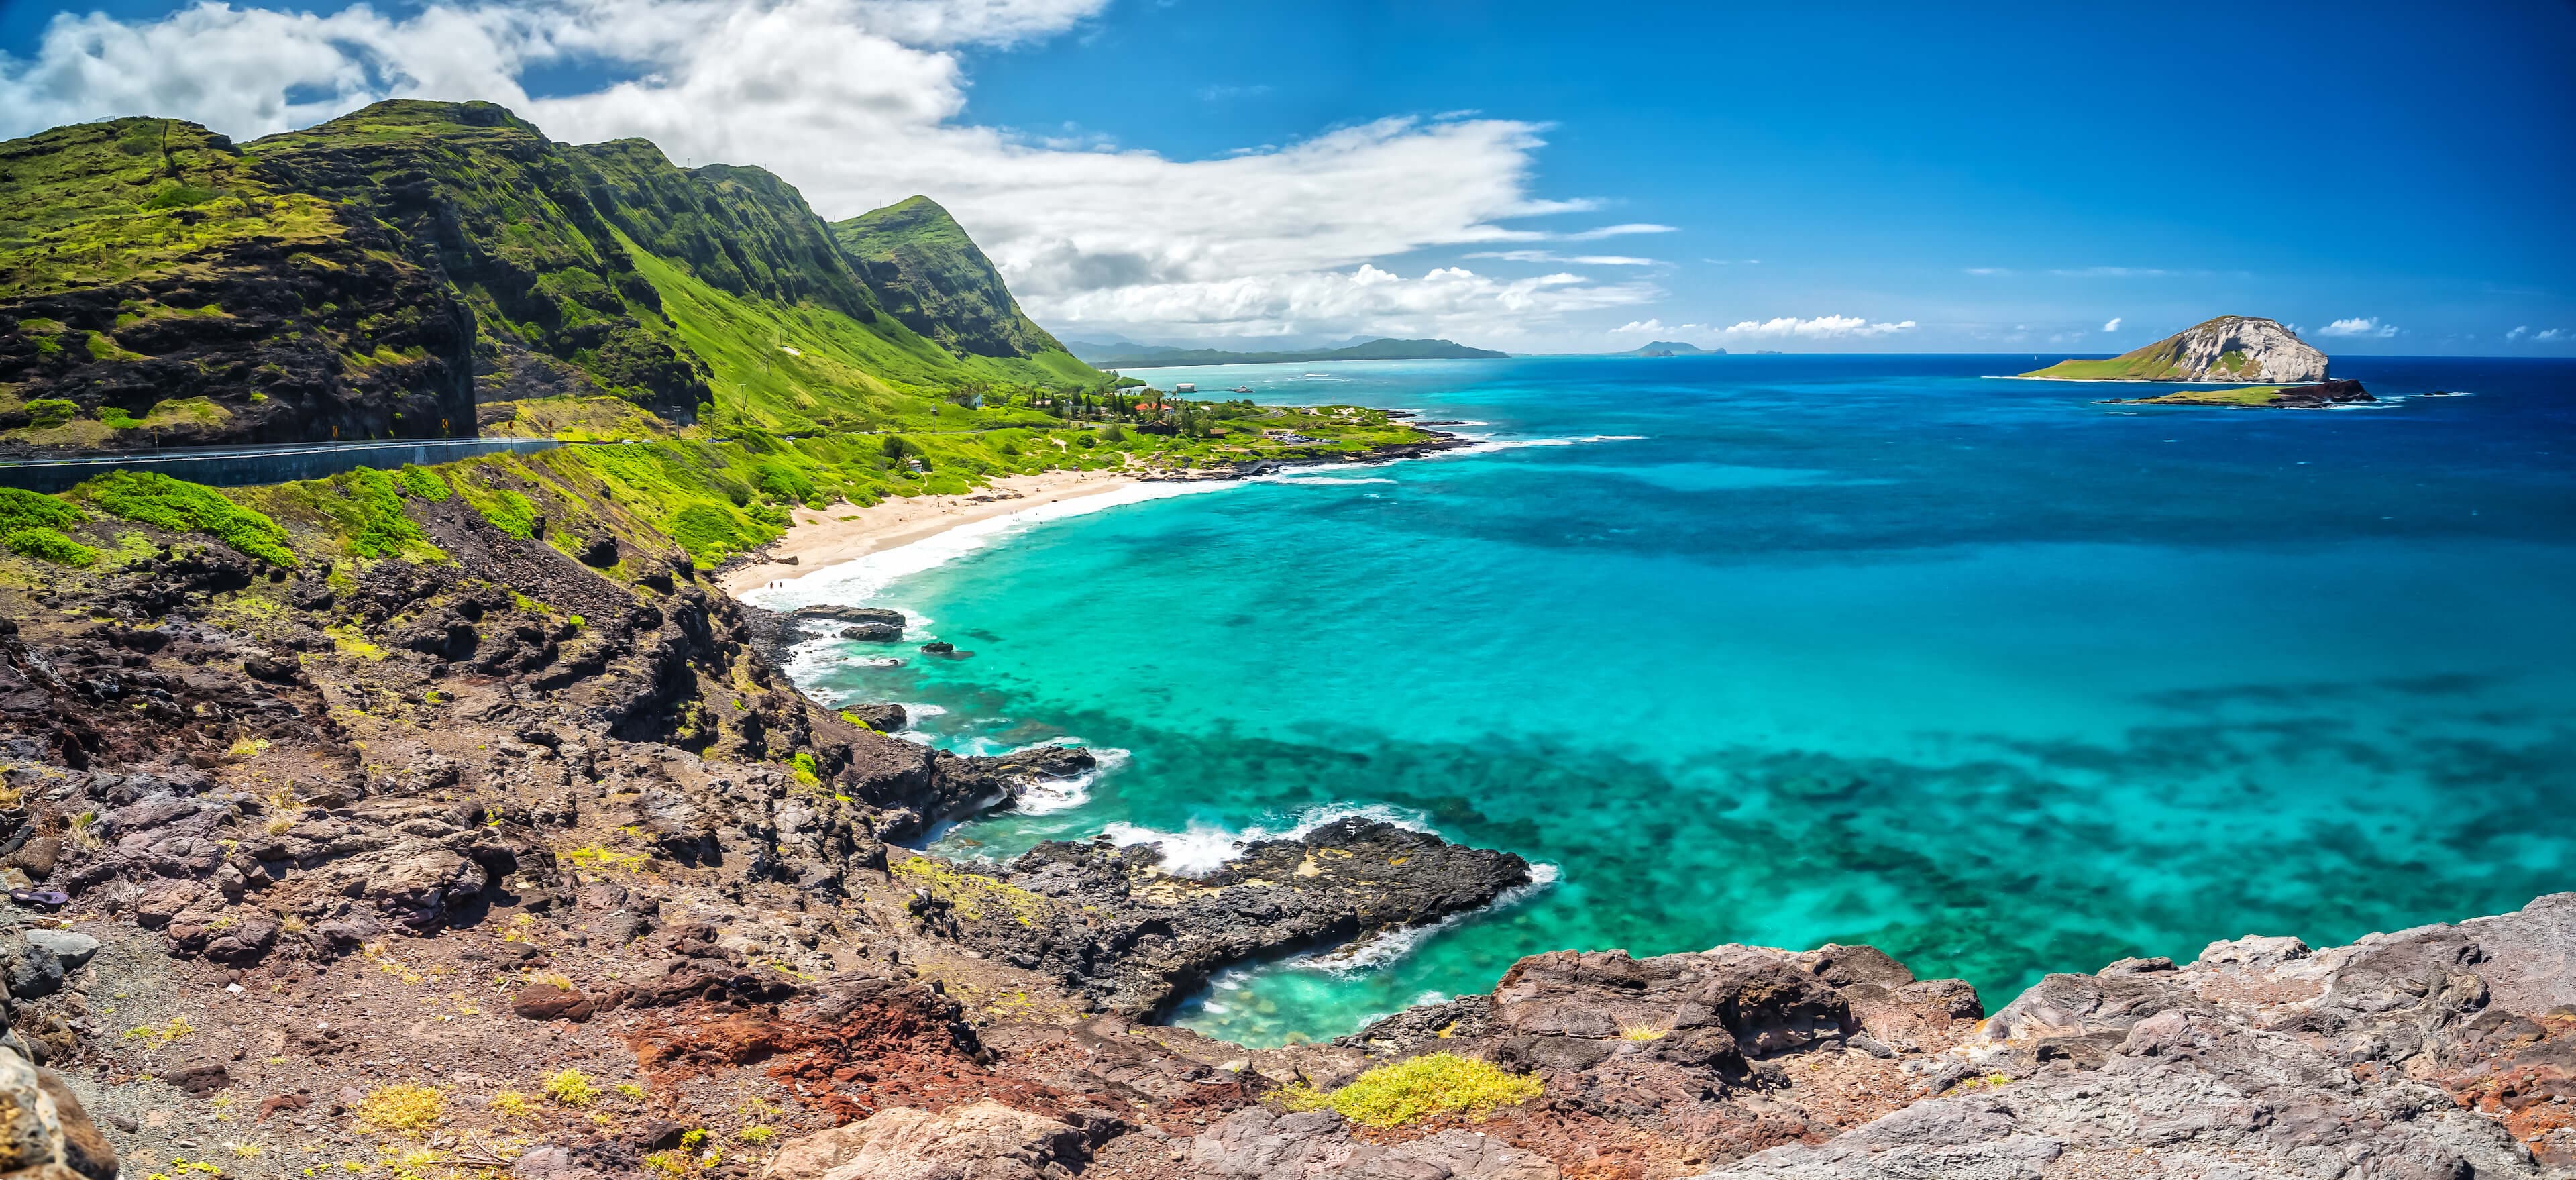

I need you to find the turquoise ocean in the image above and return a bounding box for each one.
[745,354,2576,1047]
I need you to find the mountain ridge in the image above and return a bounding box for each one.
[0,99,1105,451]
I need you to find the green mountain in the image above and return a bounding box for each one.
[0,115,476,449]
[1,100,1106,451]
[830,196,1073,362]
[2017,315,2328,384]
[1077,337,1507,368]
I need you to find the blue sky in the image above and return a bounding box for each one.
[5,0,2573,354]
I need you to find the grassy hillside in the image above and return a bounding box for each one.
[0,116,474,449]
[830,196,1076,363]
[2021,349,2263,382]
[4,99,1110,450]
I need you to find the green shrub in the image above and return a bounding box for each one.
[1098,423,1128,443]
[466,486,539,537]
[751,462,814,503]
[80,471,294,565]
[21,399,78,428]
[1289,1053,1544,1127]
[304,468,431,558]
[398,464,452,502]
[3,528,97,566]
[667,502,761,562]
[143,182,217,210]
[0,488,84,534]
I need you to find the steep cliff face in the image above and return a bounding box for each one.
[830,195,1071,360]
[3,101,1107,451]
[2021,315,2328,383]
[0,118,476,452]
[250,101,715,415]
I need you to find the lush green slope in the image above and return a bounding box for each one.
[830,196,1076,364]
[0,116,474,450]
[4,99,1110,449]
[1077,337,1508,368]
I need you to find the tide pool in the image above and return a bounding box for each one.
[749,354,2576,1047]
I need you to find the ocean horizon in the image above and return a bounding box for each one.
[751,352,2576,1047]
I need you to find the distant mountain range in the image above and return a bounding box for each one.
[1612,341,1726,358]
[1072,337,1509,369]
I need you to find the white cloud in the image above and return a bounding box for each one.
[2318,317,2400,339]
[1718,315,1916,339]
[2507,325,2528,341]
[2049,266,2174,277]
[1558,223,1674,241]
[2102,317,2121,333]
[1964,267,2007,276]
[1038,264,1656,340]
[1464,250,1656,266]
[0,0,1654,343]
[2539,328,2569,342]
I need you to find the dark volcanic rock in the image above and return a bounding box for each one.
[2271,377,2374,407]
[1346,941,1986,1160]
[1696,893,2576,1179]
[921,817,1533,1016]
[1193,1108,1556,1180]
[792,605,905,627]
[838,623,902,641]
[843,703,906,732]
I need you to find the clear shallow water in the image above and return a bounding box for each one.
[749,354,2576,1047]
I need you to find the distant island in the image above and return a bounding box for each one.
[1073,337,1508,368]
[1614,340,1726,358]
[2019,315,2328,383]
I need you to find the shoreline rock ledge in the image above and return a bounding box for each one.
[1688,891,2576,1178]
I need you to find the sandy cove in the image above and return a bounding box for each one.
[717,468,1141,594]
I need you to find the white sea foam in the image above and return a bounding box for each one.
[739,478,1240,612]
[994,743,1128,815]
[1277,862,1561,978]
[1101,802,1436,877]
[1267,476,1397,486]
[1446,433,1646,457]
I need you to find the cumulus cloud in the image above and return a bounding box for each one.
[2540,328,2569,342]
[1611,319,1705,335]
[2102,317,2121,332]
[1718,315,1916,339]
[2319,317,2401,339]
[2508,325,2528,341]
[0,0,1657,341]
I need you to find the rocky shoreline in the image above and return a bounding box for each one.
[1,455,2570,1180]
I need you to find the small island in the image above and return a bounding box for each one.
[1615,340,1727,358]
[2019,315,2375,409]
[2021,315,2327,383]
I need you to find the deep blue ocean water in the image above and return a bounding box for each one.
[747,354,2576,1047]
